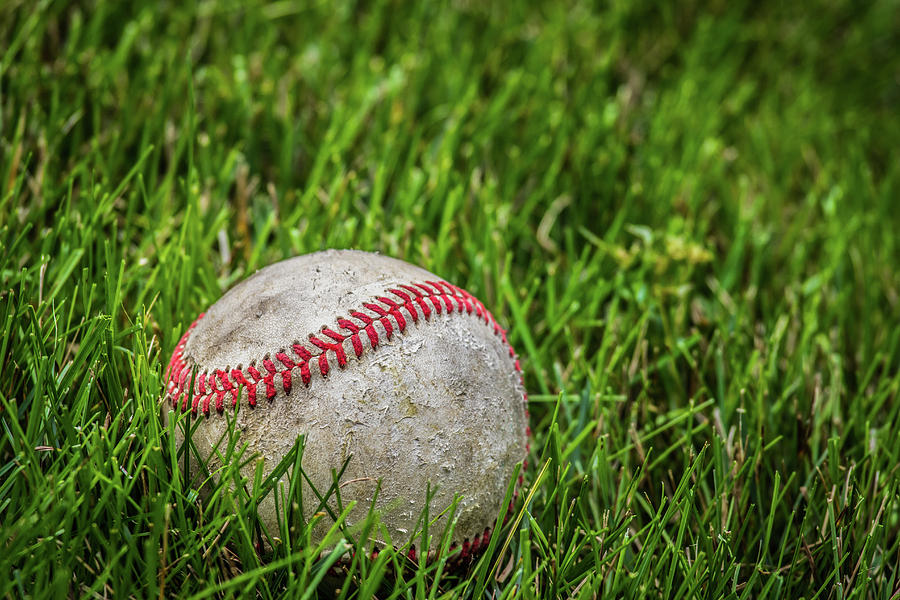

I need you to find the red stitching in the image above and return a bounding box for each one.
[217,370,237,409]
[230,369,256,407]
[177,366,190,410]
[336,320,365,357]
[388,289,421,326]
[309,333,347,372]
[164,282,531,461]
[276,352,295,369]
[377,296,408,331]
[292,344,312,361]
[336,318,360,332]
[399,284,432,319]
[363,302,387,316]
[262,359,278,400]
[215,370,229,411]
[362,302,396,340]
[350,334,363,358]
[381,317,394,340]
[322,328,345,343]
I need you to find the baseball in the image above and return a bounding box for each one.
[163,250,529,558]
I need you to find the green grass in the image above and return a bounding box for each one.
[2,0,899,597]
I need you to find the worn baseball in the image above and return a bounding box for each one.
[163,250,528,558]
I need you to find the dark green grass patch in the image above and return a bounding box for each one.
[2,0,899,597]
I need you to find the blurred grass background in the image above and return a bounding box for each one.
[1,0,899,597]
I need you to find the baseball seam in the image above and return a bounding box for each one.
[165,280,529,420]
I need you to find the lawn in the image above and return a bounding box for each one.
[2,1,899,598]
